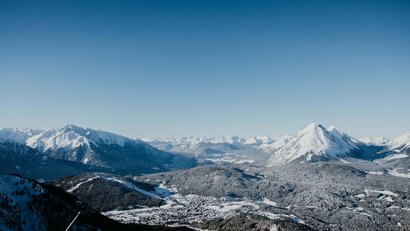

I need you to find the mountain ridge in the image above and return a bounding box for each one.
[0,125,196,176]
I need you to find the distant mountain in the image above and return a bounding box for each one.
[143,136,274,155]
[388,131,410,154]
[266,123,359,165]
[142,136,274,164]
[0,128,43,144]
[0,140,109,180]
[0,174,191,231]
[242,136,275,145]
[374,131,410,178]
[0,125,195,176]
[258,135,293,155]
[359,137,391,146]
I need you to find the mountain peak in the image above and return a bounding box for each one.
[298,122,327,134]
[304,122,324,129]
[390,131,410,151]
[62,124,87,133]
[327,125,338,132]
[297,123,328,138]
[267,123,358,165]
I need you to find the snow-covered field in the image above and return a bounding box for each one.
[388,168,410,178]
[103,183,302,227]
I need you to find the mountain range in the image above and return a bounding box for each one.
[2,123,409,170]
[143,123,409,168]
[0,125,195,178]
[1,123,410,231]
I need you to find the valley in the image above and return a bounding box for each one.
[1,123,410,230]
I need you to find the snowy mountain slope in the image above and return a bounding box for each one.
[190,142,239,156]
[143,136,273,164]
[388,131,410,154]
[327,125,360,147]
[359,137,391,146]
[143,135,274,155]
[0,140,111,180]
[0,128,42,144]
[26,124,132,153]
[0,174,47,230]
[0,125,196,175]
[266,123,360,165]
[55,173,164,211]
[373,131,410,178]
[0,174,191,231]
[258,135,293,154]
[243,136,275,145]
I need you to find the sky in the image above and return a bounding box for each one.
[0,0,409,138]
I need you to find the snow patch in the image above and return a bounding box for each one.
[385,153,408,160]
[388,168,410,178]
[258,197,278,207]
[364,189,399,197]
[67,176,100,193]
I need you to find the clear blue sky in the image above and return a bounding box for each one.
[0,0,409,138]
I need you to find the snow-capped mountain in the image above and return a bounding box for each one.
[0,128,42,144]
[0,138,111,180]
[142,136,274,164]
[26,124,131,154]
[243,136,275,145]
[25,124,154,167]
[359,137,391,146]
[0,125,195,175]
[266,123,359,165]
[143,135,274,155]
[388,131,410,154]
[258,135,293,154]
[373,132,410,178]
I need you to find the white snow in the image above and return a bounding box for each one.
[259,135,292,154]
[388,131,410,152]
[67,176,100,193]
[205,157,255,164]
[385,153,408,160]
[259,211,305,224]
[103,182,304,226]
[258,197,278,206]
[339,158,351,164]
[143,135,275,157]
[0,128,42,144]
[269,224,278,231]
[26,125,135,153]
[0,176,46,230]
[243,136,275,145]
[379,196,394,202]
[345,206,372,216]
[359,137,390,146]
[142,136,245,154]
[354,193,366,198]
[267,123,358,165]
[364,189,399,197]
[367,171,384,175]
[388,168,410,178]
[101,176,161,199]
